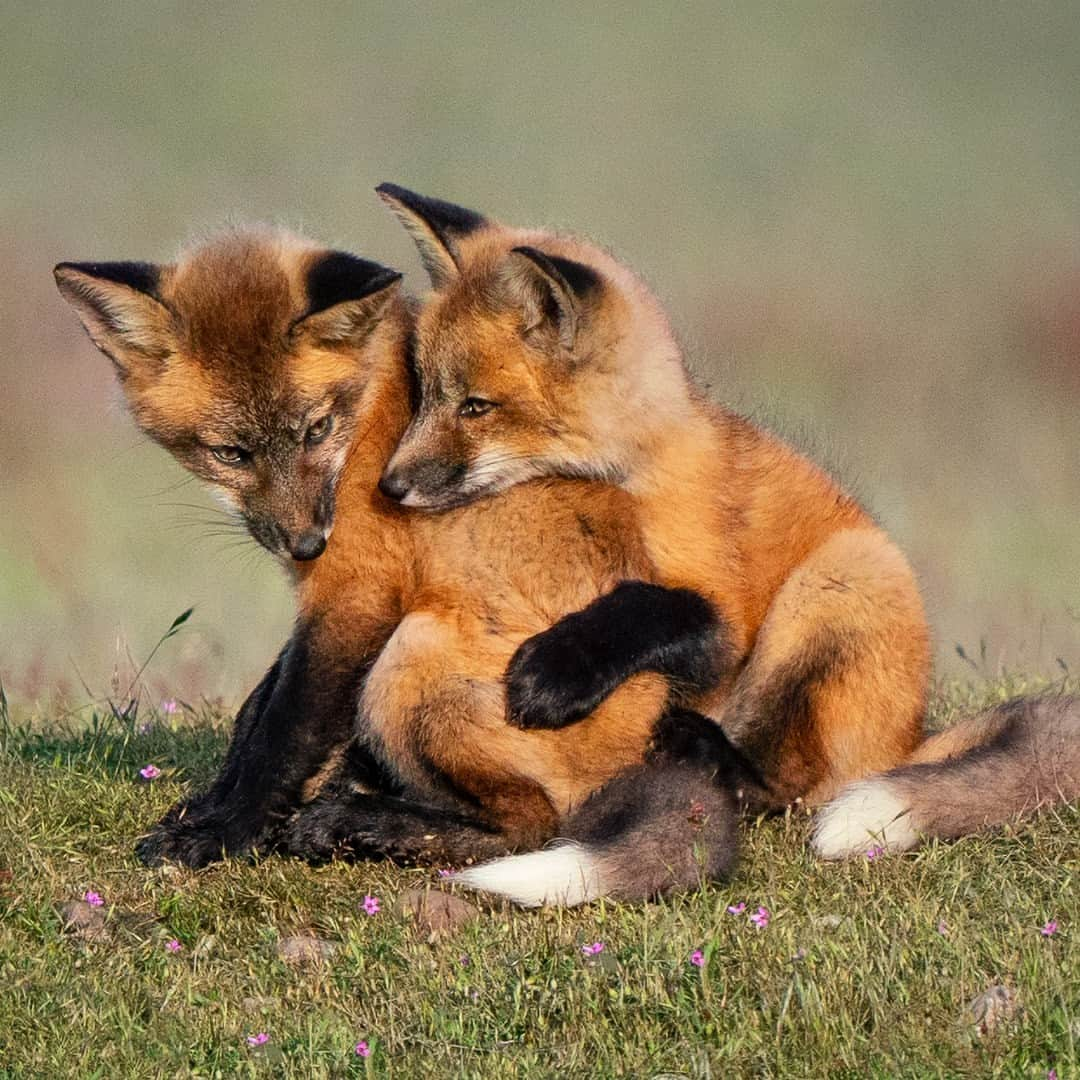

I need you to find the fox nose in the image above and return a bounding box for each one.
[378,469,410,502]
[289,529,327,561]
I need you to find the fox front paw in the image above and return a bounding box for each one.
[505,625,612,730]
[135,801,270,868]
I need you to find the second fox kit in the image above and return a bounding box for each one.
[53,224,750,899]
[375,185,1079,899]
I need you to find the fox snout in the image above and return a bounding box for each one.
[378,457,467,508]
[287,528,328,561]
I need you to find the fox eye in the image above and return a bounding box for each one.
[459,397,497,418]
[305,414,334,446]
[210,445,250,466]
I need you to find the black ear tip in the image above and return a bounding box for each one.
[510,246,602,299]
[50,260,162,297]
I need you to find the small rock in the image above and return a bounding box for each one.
[57,900,109,939]
[277,934,337,966]
[811,913,846,931]
[241,995,278,1013]
[967,985,1021,1037]
[398,887,480,938]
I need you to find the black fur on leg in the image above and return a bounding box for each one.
[505,581,734,731]
[136,614,382,868]
[650,707,773,812]
[281,787,516,867]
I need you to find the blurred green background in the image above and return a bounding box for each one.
[2,3,1078,705]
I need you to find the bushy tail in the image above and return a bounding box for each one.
[453,758,740,907]
[813,694,1080,859]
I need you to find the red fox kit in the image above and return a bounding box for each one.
[373,184,1079,901]
[54,225,752,899]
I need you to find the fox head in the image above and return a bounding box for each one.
[374,184,691,511]
[54,228,403,561]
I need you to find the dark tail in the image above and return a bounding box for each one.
[812,693,1080,859]
[452,709,757,907]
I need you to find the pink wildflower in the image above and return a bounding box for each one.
[355,1040,371,1058]
[246,1033,269,1047]
[165,938,181,953]
[726,901,746,915]
[937,920,949,936]
[866,845,884,861]
[161,699,178,715]
[83,890,104,907]
[437,868,454,878]
[139,764,162,780]
[362,894,381,916]
[1041,920,1059,937]
[1047,1070,1057,1080]
[690,949,705,967]
[750,906,771,929]
[581,941,604,956]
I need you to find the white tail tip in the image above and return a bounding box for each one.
[452,843,603,908]
[812,780,919,860]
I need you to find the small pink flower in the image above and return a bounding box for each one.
[83,890,104,907]
[1041,920,1059,937]
[139,764,162,780]
[726,901,746,915]
[246,1032,269,1047]
[690,949,705,967]
[459,954,470,967]
[581,941,604,956]
[165,938,181,953]
[1047,1069,1057,1080]
[354,1040,371,1058]
[161,699,178,715]
[791,947,807,961]
[437,868,454,878]
[866,845,884,861]
[937,920,949,936]
[362,894,381,916]
[750,906,771,929]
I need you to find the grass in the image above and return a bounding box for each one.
[0,678,1076,1078]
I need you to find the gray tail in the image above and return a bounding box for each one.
[453,758,740,907]
[813,693,1080,859]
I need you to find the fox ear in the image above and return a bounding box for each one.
[500,246,602,351]
[375,183,487,287]
[292,251,403,346]
[53,261,174,375]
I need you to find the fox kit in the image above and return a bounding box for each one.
[373,185,1079,900]
[54,226,753,899]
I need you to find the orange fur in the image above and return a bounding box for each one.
[380,191,932,809]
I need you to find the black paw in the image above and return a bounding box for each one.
[280,800,364,862]
[135,801,268,868]
[505,622,613,730]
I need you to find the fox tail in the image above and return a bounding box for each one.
[812,694,1080,859]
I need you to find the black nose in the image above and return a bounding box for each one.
[378,470,410,502]
[289,530,327,561]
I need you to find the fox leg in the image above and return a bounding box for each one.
[280,782,516,867]
[361,612,562,851]
[720,527,929,809]
[137,609,392,868]
[504,581,734,730]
